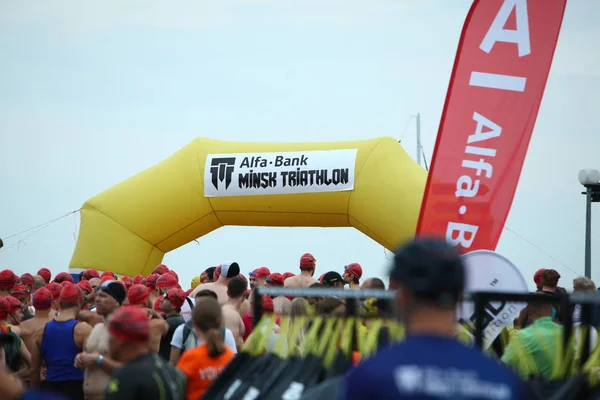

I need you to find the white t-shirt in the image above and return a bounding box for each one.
[180,297,195,323]
[170,323,237,353]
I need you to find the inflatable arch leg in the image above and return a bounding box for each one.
[69,137,427,277]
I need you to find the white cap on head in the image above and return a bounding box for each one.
[221,262,240,278]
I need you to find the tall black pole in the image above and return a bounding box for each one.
[585,186,592,279]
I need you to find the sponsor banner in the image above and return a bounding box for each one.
[416,0,567,252]
[458,250,528,348]
[204,149,357,197]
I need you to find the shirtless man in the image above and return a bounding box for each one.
[246,267,269,306]
[190,262,241,305]
[126,284,168,353]
[222,277,246,350]
[85,277,101,310]
[284,253,318,288]
[249,267,270,289]
[20,288,53,379]
[75,280,127,400]
[19,288,53,381]
[361,277,386,290]
[342,263,363,289]
[266,273,292,315]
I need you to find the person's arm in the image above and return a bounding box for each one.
[235,318,245,350]
[78,310,104,327]
[76,351,123,375]
[96,355,122,375]
[0,367,24,400]
[15,339,31,378]
[29,330,42,387]
[75,322,93,350]
[169,324,185,366]
[169,347,182,366]
[149,318,168,337]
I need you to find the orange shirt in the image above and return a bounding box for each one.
[176,343,235,400]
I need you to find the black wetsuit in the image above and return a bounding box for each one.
[104,353,186,400]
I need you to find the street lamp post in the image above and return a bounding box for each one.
[578,169,600,278]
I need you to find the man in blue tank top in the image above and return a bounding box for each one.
[31,284,92,400]
[340,238,541,400]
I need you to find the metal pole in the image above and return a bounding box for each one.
[585,186,592,278]
[473,293,485,350]
[416,113,422,167]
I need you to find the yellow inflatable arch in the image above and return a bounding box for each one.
[69,137,427,277]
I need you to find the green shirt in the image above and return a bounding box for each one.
[501,317,562,379]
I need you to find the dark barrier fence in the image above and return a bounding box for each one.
[246,287,600,400]
[468,291,600,365]
[252,287,395,326]
[253,287,600,358]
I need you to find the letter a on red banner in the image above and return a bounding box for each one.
[416,0,567,252]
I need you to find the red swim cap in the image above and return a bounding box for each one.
[344,263,363,280]
[300,253,316,269]
[54,272,73,284]
[128,284,150,306]
[108,306,150,344]
[37,268,52,283]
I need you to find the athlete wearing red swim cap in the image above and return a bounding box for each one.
[37,268,51,284]
[343,262,363,289]
[0,269,18,296]
[126,284,169,356]
[82,269,100,281]
[104,306,185,400]
[283,253,318,288]
[266,273,292,315]
[31,284,92,397]
[19,287,54,374]
[54,272,74,284]
[20,273,35,291]
[249,266,270,289]
[533,268,545,291]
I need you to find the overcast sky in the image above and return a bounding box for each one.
[1,0,598,291]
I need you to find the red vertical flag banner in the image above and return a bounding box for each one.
[416,0,568,252]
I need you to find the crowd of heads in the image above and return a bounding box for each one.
[0,251,390,342]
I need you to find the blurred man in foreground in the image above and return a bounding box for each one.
[104,306,186,400]
[341,238,540,399]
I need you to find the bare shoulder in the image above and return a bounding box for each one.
[18,321,31,335]
[79,310,104,326]
[75,320,93,334]
[191,282,214,297]
[283,277,295,287]
[150,318,167,329]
